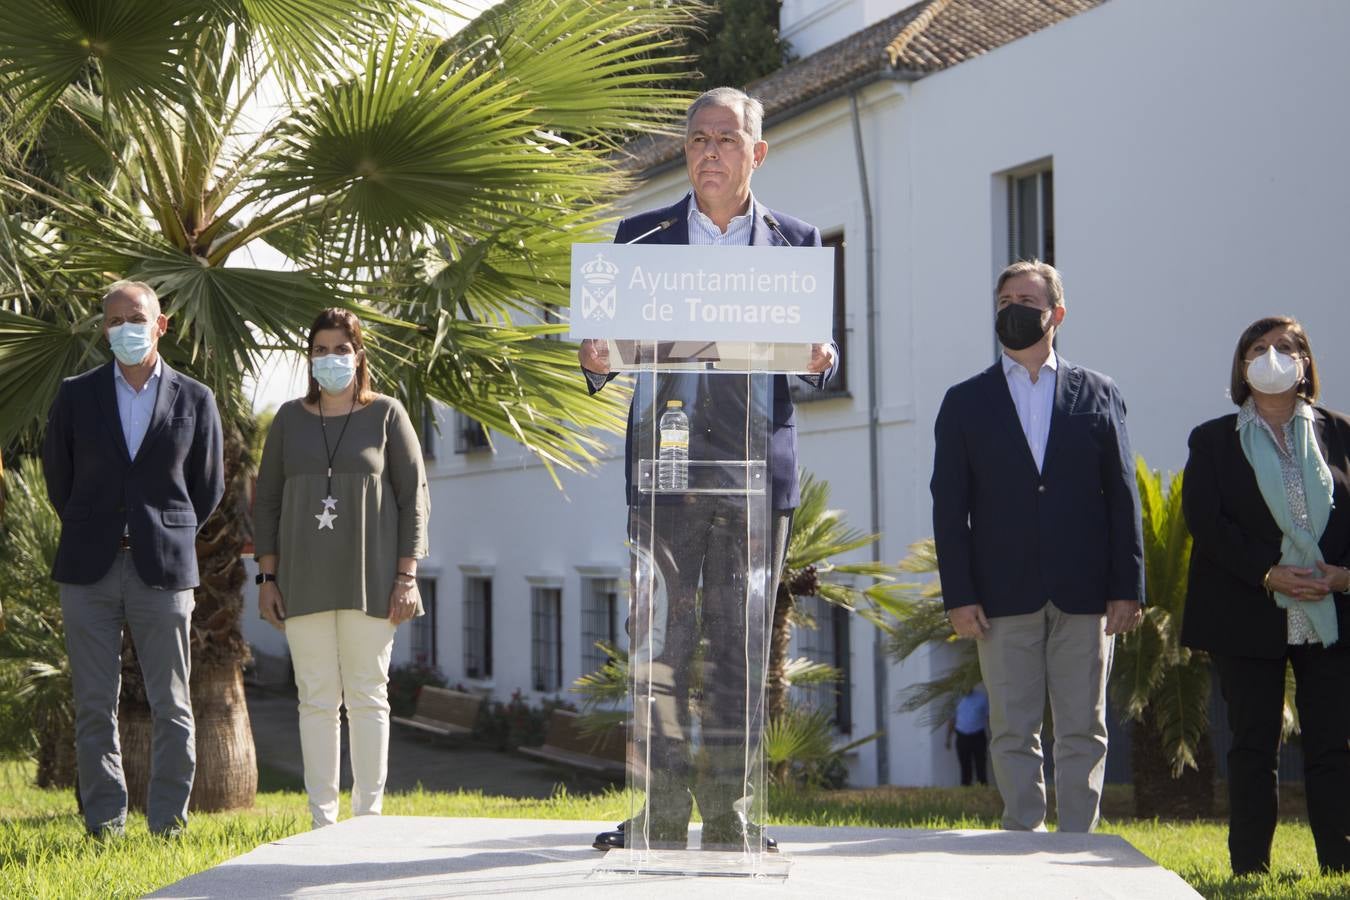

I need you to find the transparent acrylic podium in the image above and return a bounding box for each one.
[595,340,810,880]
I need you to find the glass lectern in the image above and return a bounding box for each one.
[595,340,809,880]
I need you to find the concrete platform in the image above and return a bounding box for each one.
[150,815,1200,899]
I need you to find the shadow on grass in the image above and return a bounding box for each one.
[255,763,304,794]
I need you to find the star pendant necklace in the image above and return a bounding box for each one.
[316,391,357,531]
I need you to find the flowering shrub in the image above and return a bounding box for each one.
[387,662,449,718]
[472,689,576,751]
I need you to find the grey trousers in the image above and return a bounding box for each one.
[976,603,1113,833]
[59,551,196,834]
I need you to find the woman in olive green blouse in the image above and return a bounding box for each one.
[254,308,429,829]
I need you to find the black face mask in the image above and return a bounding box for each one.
[995,304,1049,351]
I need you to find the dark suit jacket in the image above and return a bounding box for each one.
[930,357,1145,617]
[591,193,839,510]
[42,360,225,590]
[1179,407,1350,658]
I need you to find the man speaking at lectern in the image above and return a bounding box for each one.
[579,87,838,852]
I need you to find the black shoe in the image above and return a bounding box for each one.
[593,828,624,851]
[592,821,687,851]
[701,834,779,853]
[700,814,779,852]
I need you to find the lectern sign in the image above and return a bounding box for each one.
[569,243,834,342]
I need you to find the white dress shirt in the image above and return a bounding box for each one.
[687,191,755,246]
[1002,350,1058,473]
[113,357,162,459]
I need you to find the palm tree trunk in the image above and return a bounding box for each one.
[1131,709,1216,818]
[35,714,77,789]
[119,417,257,812]
[767,581,793,725]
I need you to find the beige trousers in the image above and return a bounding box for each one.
[976,603,1113,833]
[285,609,397,828]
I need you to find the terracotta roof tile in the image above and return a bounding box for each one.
[620,0,1105,173]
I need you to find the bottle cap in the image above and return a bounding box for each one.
[667,400,683,407]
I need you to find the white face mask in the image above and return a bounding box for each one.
[1246,346,1301,395]
[312,352,357,393]
[107,321,155,366]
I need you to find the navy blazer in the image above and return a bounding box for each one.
[42,361,225,590]
[930,357,1145,617]
[1180,407,1350,658]
[592,193,839,510]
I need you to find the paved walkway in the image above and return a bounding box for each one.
[246,686,608,799]
[150,815,1202,899]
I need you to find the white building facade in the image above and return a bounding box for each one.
[243,0,1350,788]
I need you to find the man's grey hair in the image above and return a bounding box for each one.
[686,87,764,142]
[996,259,1064,309]
[102,280,160,316]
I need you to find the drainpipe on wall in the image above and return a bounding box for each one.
[849,87,887,786]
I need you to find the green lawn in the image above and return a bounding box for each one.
[2,762,1347,899]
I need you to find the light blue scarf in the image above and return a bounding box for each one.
[1238,405,1339,645]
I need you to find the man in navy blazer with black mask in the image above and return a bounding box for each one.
[579,88,838,853]
[43,280,224,839]
[931,260,1144,834]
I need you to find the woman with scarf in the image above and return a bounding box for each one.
[1181,315,1350,876]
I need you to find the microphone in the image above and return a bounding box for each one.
[762,212,794,247]
[625,217,678,244]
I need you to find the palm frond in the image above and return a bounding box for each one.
[570,641,628,711]
[448,0,703,145]
[0,0,198,142]
[1150,657,1212,777]
[1109,609,1169,723]
[895,645,982,732]
[1136,458,1192,621]
[763,705,836,766]
[782,657,841,688]
[884,596,954,663]
[215,0,409,86]
[258,25,609,262]
[0,307,105,445]
[898,538,938,574]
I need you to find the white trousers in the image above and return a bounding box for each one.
[285,609,397,828]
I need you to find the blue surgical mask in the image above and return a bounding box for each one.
[312,353,357,393]
[107,322,155,366]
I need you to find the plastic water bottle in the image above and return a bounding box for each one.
[658,400,689,491]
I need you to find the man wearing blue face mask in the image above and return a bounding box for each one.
[42,280,224,839]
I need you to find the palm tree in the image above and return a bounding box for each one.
[876,537,981,731]
[769,470,908,724]
[1111,459,1215,817]
[0,457,74,788]
[0,0,701,807]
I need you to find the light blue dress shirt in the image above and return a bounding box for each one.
[1002,350,1058,473]
[687,191,755,246]
[113,357,162,459]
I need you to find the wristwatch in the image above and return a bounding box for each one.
[255,572,277,585]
